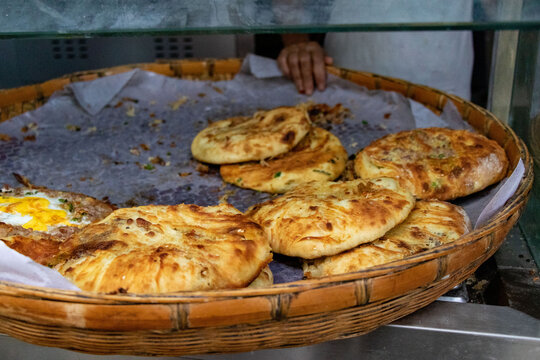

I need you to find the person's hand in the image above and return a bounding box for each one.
[277,41,333,95]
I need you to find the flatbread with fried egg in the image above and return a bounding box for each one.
[354,127,508,200]
[303,200,471,277]
[220,127,347,193]
[247,178,415,259]
[54,203,272,293]
[0,181,115,265]
[191,106,311,164]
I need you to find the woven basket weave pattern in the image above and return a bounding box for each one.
[0,59,533,356]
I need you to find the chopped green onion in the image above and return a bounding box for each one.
[313,169,331,176]
[274,172,282,178]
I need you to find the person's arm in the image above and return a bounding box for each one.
[277,34,333,95]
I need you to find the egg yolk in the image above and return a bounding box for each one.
[0,196,73,232]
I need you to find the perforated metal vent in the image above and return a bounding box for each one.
[51,39,89,60]
[153,37,194,59]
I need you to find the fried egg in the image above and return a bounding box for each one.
[0,192,90,232]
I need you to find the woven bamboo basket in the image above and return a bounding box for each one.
[0,59,534,356]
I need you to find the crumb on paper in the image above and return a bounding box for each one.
[198,93,206,98]
[140,143,150,151]
[86,126,97,134]
[66,124,81,132]
[149,119,165,128]
[23,135,36,142]
[126,105,136,117]
[350,141,358,148]
[196,162,210,175]
[149,156,166,166]
[170,142,176,148]
[219,189,236,204]
[0,134,12,142]
[169,96,188,110]
[212,86,223,94]
[136,162,156,171]
[21,122,38,133]
[129,148,140,156]
[179,172,192,177]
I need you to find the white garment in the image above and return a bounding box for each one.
[324,1,474,99]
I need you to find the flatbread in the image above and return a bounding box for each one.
[303,200,471,277]
[354,127,508,200]
[54,203,272,293]
[220,127,347,193]
[191,106,311,164]
[247,265,274,288]
[0,183,115,265]
[247,178,415,259]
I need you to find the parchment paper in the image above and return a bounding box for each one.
[0,54,524,288]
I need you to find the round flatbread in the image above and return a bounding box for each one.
[55,203,272,294]
[191,106,311,164]
[0,184,114,265]
[220,127,347,193]
[303,200,471,277]
[247,265,274,288]
[354,127,509,200]
[247,178,415,259]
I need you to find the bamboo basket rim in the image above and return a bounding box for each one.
[0,58,534,305]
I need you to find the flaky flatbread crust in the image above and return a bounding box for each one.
[191,106,311,164]
[247,178,415,259]
[220,127,347,193]
[55,203,272,293]
[247,265,274,288]
[303,200,471,277]
[354,127,509,200]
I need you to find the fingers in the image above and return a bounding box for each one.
[277,41,329,95]
[288,50,305,93]
[277,49,291,78]
[299,51,314,94]
[311,46,327,92]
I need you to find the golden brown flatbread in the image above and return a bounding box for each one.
[354,127,508,200]
[220,127,347,193]
[0,183,114,265]
[303,200,471,277]
[54,203,272,294]
[247,265,274,288]
[247,178,415,259]
[191,106,311,164]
